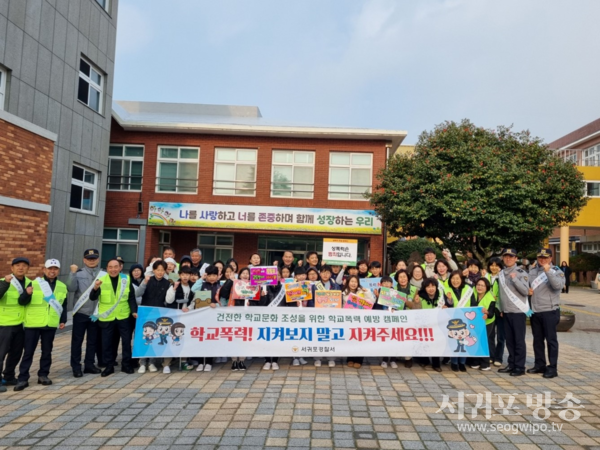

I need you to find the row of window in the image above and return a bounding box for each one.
[108,145,373,201]
[582,243,600,254]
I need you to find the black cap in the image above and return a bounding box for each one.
[83,249,100,260]
[500,248,518,257]
[11,257,30,266]
[116,256,124,264]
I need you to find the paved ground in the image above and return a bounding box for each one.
[1,288,599,450]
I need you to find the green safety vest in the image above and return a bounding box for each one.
[472,291,496,325]
[395,285,418,310]
[446,285,472,308]
[98,274,131,322]
[24,279,67,328]
[0,276,32,326]
[485,273,500,306]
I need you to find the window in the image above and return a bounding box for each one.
[328,152,372,200]
[0,67,6,110]
[159,231,171,256]
[196,234,234,264]
[583,145,600,167]
[586,182,600,197]
[78,57,103,113]
[213,148,257,196]
[102,228,139,270]
[156,146,199,193]
[70,165,98,214]
[271,150,315,198]
[107,145,144,191]
[582,243,600,254]
[95,0,109,11]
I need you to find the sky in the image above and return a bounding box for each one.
[113,0,600,145]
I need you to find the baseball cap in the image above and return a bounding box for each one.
[45,259,61,269]
[11,257,30,266]
[83,249,100,259]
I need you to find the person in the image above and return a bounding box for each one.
[422,248,459,278]
[190,248,209,275]
[414,278,443,372]
[162,246,176,263]
[213,260,225,282]
[14,259,67,391]
[469,278,495,371]
[409,265,425,290]
[464,259,483,286]
[67,249,103,378]
[248,253,262,268]
[527,249,565,379]
[274,251,295,274]
[89,258,138,377]
[191,265,221,371]
[331,264,346,285]
[287,267,308,366]
[342,275,375,369]
[0,257,33,392]
[357,260,370,279]
[226,267,257,371]
[225,258,239,275]
[485,257,504,367]
[444,271,473,372]
[164,258,178,277]
[368,261,382,278]
[303,251,320,270]
[497,248,531,377]
[129,264,144,306]
[390,260,408,280]
[137,260,172,373]
[280,266,292,281]
[560,261,571,294]
[180,255,193,269]
[319,265,342,291]
[374,276,400,369]
[434,260,452,292]
[166,266,193,310]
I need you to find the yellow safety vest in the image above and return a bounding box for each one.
[0,276,32,326]
[24,279,67,328]
[98,274,131,322]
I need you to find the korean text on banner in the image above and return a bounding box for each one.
[250,266,279,286]
[315,290,342,308]
[322,239,358,265]
[344,293,374,310]
[132,306,490,357]
[378,287,406,310]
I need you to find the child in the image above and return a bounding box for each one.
[464,259,483,286]
[218,265,237,306]
[262,278,285,371]
[444,270,472,372]
[191,265,220,372]
[373,276,398,369]
[394,270,421,368]
[486,257,504,367]
[179,256,193,269]
[415,279,443,372]
[357,260,370,278]
[280,266,292,282]
[368,261,382,278]
[287,267,308,366]
[319,265,341,291]
[165,266,193,310]
[137,260,171,373]
[469,278,495,371]
[304,251,320,270]
[213,260,225,282]
[225,258,239,276]
[164,258,178,277]
[342,275,375,369]
[331,264,345,285]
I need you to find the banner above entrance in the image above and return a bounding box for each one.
[148,202,382,235]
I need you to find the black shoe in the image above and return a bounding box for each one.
[451,364,459,372]
[13,381,29,391]
[433,367,442,373]
[73,369,83,378]
[543,369,558,379]
[121,367,134,375]
[498,366,514,373]
[101,367,114,377]
[38,376,52,386]
[510,369,525,377]
[238,361,246,371]
[84,366,101,374]
[442,357,450,365]
[459,364,467,372]
[3,378,17,386]
[404,359,413,368]
[527,367,546,374]
[231,361,239,371]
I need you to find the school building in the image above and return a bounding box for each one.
[548,118,600,267]
[103,101,407,269]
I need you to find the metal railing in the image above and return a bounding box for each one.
[212,179,257,196]
[107,176,143,191]
[155,177,199,193]
[554,148,600,166]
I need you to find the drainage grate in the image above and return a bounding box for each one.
[565,304,585,307]
[581,329,600,333]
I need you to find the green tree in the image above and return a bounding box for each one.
[569,253,600,283]
[389,238,443,265]
[370,120,587,263]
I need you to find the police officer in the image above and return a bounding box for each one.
[14,259,68,391]
[89,258,138,377]
[527,248,565,379]
[67,249,103,378]
[0,257,33,392]
[497,248,531,377]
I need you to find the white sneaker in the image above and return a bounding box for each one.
[138,365,146,374]
[148,364,158,373]
[263,362,272,370]
[480,366,491,371]
[470,365,480,369]
[163,366,171,374]
[299,358,308,365]
[381,361,388,368]
[314,360,322,367]
[292,359,300,366]
[390,361,398,369]
[272,362,279,370]
[203,364,212,372]
[196,364,204,372]
[328,360,336,368]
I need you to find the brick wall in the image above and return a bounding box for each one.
[0,118,55,277]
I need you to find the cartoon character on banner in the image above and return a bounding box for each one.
[156,317,174,345]
[142,322,157,345]
[446,317,477,353]
[171,322,186,346]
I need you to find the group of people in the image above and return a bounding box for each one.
[0,244,565,392]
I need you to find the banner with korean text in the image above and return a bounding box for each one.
[133,306,489,358]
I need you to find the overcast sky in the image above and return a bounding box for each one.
[113,0,600,145]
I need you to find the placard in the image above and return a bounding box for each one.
[284,282,313,303]
[360,277,381,294]
[322,238,358,265]
[377,287,406,310]
[232,280,260,300]
[315,290,342,308]
[344,293,374,310]
[193,291,212,309]
[250,266,279,286]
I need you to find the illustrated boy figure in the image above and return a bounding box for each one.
[142,322,157,345]
[447,319,470,353]
[171,322,185,346]
[156,317,173,345]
